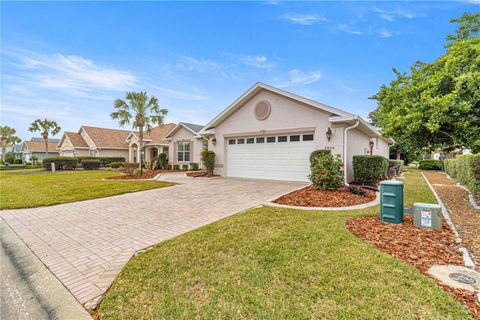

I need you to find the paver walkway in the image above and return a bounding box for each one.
[1,174,305,306]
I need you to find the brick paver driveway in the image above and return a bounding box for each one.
[1,174,306,306]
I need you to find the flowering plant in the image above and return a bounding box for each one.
[309,153,344,190]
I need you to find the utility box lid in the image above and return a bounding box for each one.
[380,180,404,186]
[413,202,441,209]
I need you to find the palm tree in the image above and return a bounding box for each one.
[0,126,21,162]
[28,119,61,158]
[111,92,168,173]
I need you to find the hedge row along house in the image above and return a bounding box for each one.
[56,83,392,182]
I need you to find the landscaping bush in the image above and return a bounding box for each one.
[173,164,180,170]
[190,162,199,171]
[353,155,389,185]
[133,168,143,175]
[165,164,172,170]
[109,161,124,169]
[388,160,404,177]
[444,154,480,195]
[310,150,331,165]
[346,185,369,197]
[158,153,168,169]
[77,156,126,167]
[182,164,189,171]
[14,159,23,164]
[123,162,140,175]
[81,159,101,170]
[201,150,215,175]
[76,156,97,163]
[43,156,78,170]
[309,152,344,190]
[419,159,442,170]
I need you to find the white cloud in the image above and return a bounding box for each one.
[281,13,329,26]
[242,55,275,70]
[336,24,363,35]
[377,28,393,38]
[289,69,322,86]
[6,50,138,92]
[173,56,218,72]
[373,7,415,21]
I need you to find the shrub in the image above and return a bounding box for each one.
[201,150,215,175]
[309,152,344,190]
[4,152,15,164]
[419,159,442,170]
[123,162,140,175]
[43,156,78,170]
[109,161,124,169]
[444,154,480,195]
[190,162,199,170]
[76,156,126,167]
[158,153,168,169]
[310,150,331,165]
[165,164,172,170]
[346,185,369,197]
[81,159,101,170]
[388,160,404,177]
[133,168,143,175]
[182,164,189,170]
[353,155,389,185]
[76,156,96,163]
[173,164,180,170]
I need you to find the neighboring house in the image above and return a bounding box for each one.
[22,138,60,163]
[165,122,204,166]
[57,124,176,162]
[195,82,393,182]
[0,143,22,161]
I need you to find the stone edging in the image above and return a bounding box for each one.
[421,172,476,269]
[263,186,380,211]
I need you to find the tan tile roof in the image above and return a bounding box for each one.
[81,126,134,149]
[144,123,176,145]
[24,141,60,153]
[65,132,89,148]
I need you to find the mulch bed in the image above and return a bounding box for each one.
[186,171,219,178]
[107,169,187,180]
[423,171,480,269]
[274,185,376,207]
[347,215,480,318]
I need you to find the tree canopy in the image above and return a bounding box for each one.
[370,13,480,154]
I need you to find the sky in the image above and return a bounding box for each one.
[1,1,479,141]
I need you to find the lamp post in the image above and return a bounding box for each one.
[140,148,145,175]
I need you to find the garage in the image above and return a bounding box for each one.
[226,133,314,182]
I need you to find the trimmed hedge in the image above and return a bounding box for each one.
[201,150,215,175]
[182,164,189,171]
[77,156,126,166]
[81,159,101,170]
[388,160,404,177]
[419,159,442,170]
[43,156,78,170]
[444,154,480,195]
[165,164,172,170]
[109,161,124,169]
[173,164,180,170]
[190,162,199,171]
[353,155,389,185]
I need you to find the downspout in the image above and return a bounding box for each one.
[343,117,360,186]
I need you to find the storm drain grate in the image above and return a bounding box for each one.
[449,273,476,285]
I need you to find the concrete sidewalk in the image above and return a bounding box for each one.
[1,221,91,320]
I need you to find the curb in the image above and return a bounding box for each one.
[421,172,476,269]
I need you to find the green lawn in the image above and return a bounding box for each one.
[0,170,173,209]
[99,168,471,320]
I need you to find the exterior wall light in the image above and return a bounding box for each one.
[326,127,332,142]
[369,140,375,155]
[212,138,217,146]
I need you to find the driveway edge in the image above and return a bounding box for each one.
[0,220,92,320]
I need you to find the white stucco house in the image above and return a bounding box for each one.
[171,82,392,183]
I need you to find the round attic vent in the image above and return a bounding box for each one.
[254,100,271,121]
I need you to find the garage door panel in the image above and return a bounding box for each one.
[227,139,313,182]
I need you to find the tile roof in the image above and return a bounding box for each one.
[24,141,60,153]
[65,132,89,148]
[81,126,134,149]
[144,123,177,146]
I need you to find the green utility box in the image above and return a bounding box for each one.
[380,181,404,224]
[413,203,443,230]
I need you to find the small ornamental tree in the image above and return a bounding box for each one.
[201,150,215,175]
[309,153,344,190]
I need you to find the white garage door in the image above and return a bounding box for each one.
[227,134,314,182]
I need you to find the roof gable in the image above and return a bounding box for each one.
[165,122,204,139]
[200,82,353,132]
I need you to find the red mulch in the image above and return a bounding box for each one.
[186,171,219,178]
[107,169,187,180]
[275,185,376,207]
[346,215,480,318]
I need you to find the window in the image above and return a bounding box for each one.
[247,138,255,144]
[177,141,190,162]
[237,138,245,144]
[278,136,288,142]
[290,135,300,142]
[229,139,236,145]
[267,137,276,143]
[256,137,265,143]
[303,134,314,141]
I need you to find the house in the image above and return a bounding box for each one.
[22,138,60,163]
[182,82,392,182]
[57,124,176,162]
[164,122,205,166]
[0,143,23,161]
